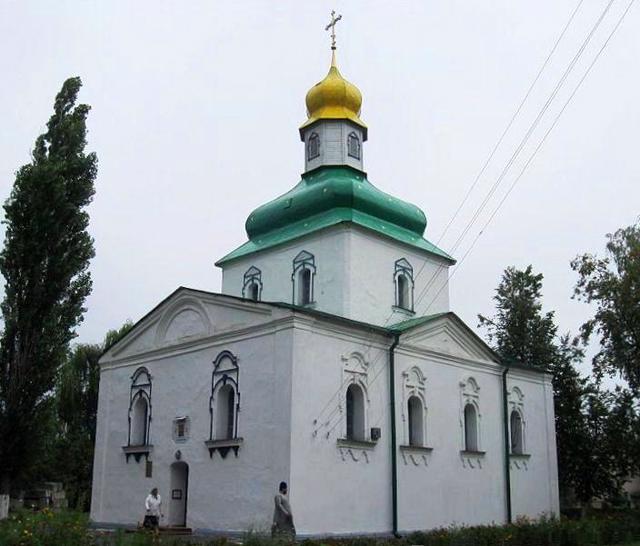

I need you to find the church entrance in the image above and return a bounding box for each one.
[168,462,189,527]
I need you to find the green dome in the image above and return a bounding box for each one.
[246,166,426,239]
[216,166,453,266]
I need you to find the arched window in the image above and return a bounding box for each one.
[242,266,262,301]
[210,351,240,441]
[402,366,428,448]
[464,403,478,452]
[347,132,361,159]
[216,384,236,440]
[128,367,152,448]
[394,258,414,311]
[130,394,149,446]
[510,410,524,454]
[408,396,424,446]
[397,275,409,309]
[307,132,320,160]
[292,250,316,306]
[346,384,365,441]
[298,268,312,305]
[249,282,259,301]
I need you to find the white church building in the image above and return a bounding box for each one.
[90,36,559,536]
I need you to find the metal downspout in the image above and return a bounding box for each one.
[502,366,513,524]
[389,333,400,537]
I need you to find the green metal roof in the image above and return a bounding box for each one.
[388,313,449,332]
[216,166,454,266]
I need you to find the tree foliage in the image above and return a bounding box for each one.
[571,224,640,394]
[548,335,591,503]
[52,321,132,510]
[478,265,557,368]
[581,386,640,503]
[0,77,96,493]
[481,265,640,506]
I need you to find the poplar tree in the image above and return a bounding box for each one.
[0,77,96,494]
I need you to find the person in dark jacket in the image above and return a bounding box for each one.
[271,481,295,539]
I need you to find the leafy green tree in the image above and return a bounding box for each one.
[53,322,132,510]
[480,266,639,507]
[576,385,639,504]
[478,265,557,368]
[571,224,640,394]
[0,77,96,494]
[548,335,591,504]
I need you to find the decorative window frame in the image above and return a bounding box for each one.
[337,352,374,448]
[400,366,430,449]
[206,350,242,458]
[123,367,153,463]
[292,250,316,306]
[242,266,263,301]
[307,132,320,161]
[347,131,361,159]
[508,386,528,456]
[394,258,415,313]
[459,376,484,457]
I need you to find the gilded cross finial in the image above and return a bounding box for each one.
[325,10,342,50]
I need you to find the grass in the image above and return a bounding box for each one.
[2,509,640,546]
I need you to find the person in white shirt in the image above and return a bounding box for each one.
[144,488,162,532]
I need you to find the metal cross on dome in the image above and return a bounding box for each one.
[325,10,342,50]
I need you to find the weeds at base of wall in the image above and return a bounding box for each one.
[1,509,640,546]
[402,513,640,546]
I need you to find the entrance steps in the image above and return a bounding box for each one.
[126,525,193,536]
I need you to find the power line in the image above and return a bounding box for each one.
[321,0,635,435]
[410,0,616,320]
[380,0,587,343]
[312,0,623,434]
[435,0,585,247]
[367,0,638,431]
[369,0,636,427]
[423,0,636,318]
[427,0,635,309]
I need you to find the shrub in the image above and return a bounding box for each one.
[1,508,639,546]
[0,509,91,546]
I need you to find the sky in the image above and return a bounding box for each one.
[0,1,638,380]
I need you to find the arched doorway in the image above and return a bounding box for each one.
[168,462,189,527]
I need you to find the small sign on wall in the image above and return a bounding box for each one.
[172,489,182,500]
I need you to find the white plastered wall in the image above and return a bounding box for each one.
[394,349,508,530]
[392,356,560,531]
[288,318,392,535]
[302,120,365,173]
[90,294,296,533]
[221,227,349,318]
[91,291,559,536]
[347,228,451,325]
[507,370,560,519]
[220,224,451,327]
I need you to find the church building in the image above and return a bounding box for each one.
[90,24,559,536]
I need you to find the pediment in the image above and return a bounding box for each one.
[399,314,499,364]
[100,288,273,363]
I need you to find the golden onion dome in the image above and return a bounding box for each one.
[300,51,367,138]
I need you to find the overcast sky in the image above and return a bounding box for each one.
[1,1,638,379]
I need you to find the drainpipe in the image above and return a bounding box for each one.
[389,333,400,537]
[502,366,512,524]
